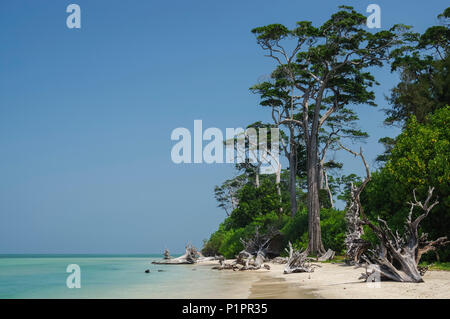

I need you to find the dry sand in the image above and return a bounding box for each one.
[199,260,450,299]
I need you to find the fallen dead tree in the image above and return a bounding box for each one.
[360,187,449,282]
[284,242,320,274]
[152,244,200,265]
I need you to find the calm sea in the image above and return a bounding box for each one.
[0,254,251,298]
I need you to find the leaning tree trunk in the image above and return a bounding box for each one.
[306,136,325,255]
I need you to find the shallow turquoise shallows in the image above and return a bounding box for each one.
[0,254,227,299]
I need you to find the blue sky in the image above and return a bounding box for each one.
[0,0,448,254]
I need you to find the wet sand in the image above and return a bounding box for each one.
[249,275,316,299]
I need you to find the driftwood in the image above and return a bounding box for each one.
[339,145,371,265]
[360,187,449,282]
[152,244,200,265]
[163,248,170,259]
[212,258,235,270]
[213,227,277,271]
[237,227,279,270]
[271,256,288,264]
[345,182,371,265]
[284,242,319,274]
[318,248,335,262]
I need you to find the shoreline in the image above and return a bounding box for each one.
[199,259,450,299]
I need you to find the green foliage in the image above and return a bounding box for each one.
[218,227,246,259]
[319,208,346,254]
[201,230,225,257]
[281,207,346,255]
[362,106,450,261]
[281,209,308,248]
[386,8,449,126]
[223,178,286,230]
[203,177,291,258]
[205,174,348,258]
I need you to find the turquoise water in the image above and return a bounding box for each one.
[0,254,249,299]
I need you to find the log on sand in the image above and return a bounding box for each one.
[152,244,200,265]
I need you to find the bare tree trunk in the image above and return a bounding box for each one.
[324,172,334,208]
[275,161,283,214]
[275,162,281,196]
[288,138,297,217]
[306,136,325,255]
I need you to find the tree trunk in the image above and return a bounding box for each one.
[275,161,283,214]
[288,150,297,218]
[306,136,325,255]
[324,172,334,208]
[288,130,297,217]
[255,170,260,188]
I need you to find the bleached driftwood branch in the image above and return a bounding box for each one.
[284,242,320,274]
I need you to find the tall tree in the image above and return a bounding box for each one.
[385,7,449,126]
[252,6,407,255]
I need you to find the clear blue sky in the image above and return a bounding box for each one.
[0,0,447,254]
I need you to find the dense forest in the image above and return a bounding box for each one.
[202,6,449,264]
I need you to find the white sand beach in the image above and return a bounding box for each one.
[198,260,450,299]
